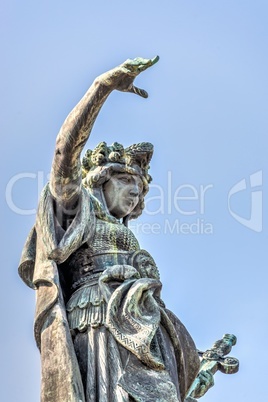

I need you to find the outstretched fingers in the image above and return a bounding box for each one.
[122,55,160,74]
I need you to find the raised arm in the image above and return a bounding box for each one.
[50,56,159,209]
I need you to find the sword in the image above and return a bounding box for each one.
[185,334,239,401]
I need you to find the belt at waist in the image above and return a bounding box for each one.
[89,251,132,271]
[70,251,134,291]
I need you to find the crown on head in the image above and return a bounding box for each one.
[82,141,153,183]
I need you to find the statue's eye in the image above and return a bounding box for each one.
[118,176,130,183]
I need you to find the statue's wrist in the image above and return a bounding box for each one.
[94,70,118,91]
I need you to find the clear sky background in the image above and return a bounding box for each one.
[1,1,267,401]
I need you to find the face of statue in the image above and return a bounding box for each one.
[134,254,160,279]
[103,173,143,219]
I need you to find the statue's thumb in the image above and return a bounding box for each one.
[129,85,148,98]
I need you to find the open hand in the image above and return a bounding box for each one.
[99,56,159,98]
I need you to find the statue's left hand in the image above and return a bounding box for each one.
[99,56,159,98]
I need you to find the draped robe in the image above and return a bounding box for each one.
[19,184,200,402]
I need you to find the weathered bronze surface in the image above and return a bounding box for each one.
[19,57,238,401]
[185,334,239,401]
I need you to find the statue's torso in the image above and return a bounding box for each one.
[62,218,140,331]
[68,218,140,287]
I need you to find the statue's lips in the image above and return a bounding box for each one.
[124,198,137,208]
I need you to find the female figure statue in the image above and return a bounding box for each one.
[19,57,203,402]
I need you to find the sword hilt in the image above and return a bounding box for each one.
[184,334,239,401]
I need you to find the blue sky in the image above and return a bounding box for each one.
[1,1,267,401]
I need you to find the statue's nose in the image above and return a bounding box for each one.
[129,185,139,197]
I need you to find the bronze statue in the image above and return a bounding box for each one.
[19,57,237,402]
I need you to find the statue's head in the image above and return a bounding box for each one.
[82,142,153,221]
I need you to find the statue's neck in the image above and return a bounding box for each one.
[89,187,121,224]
